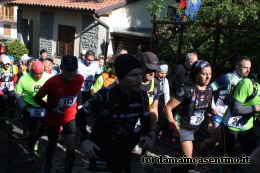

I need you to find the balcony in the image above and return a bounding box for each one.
[0,15,17,23]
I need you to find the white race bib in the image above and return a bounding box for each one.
[58,95,77,107]
[30,108,46,117]
[1,81,14,91]
[190,111,205,126]
[227,116,247,129]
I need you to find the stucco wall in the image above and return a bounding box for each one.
[19,7,89,58]
[0,6,18,39]
[16,0,176,58]
[109,0,174,31]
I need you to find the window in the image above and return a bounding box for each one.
[57,25,75,56]
[3,24,11,36]
[1,5,14,21]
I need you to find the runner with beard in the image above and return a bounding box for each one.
[76,54,154,173]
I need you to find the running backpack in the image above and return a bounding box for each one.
[224,75,259,106]
[0,65,14,82]
[174,82,212,117]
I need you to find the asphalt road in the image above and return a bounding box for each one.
[3,118,181,173]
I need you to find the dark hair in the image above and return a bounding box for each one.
[190,60,211,81]
[86,50,95,57]
[40,49,47,55]
[158,60,167,65]
[235,56,251,67]
[27,58,35,66]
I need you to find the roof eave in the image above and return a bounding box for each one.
[8,2,95,13]
[94,1,126,16]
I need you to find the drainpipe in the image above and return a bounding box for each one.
[93,14,110,56]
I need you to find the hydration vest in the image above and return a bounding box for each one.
[147,79,158,107]
[176,82,212,117]
[0,66,15,92]
[225,74,259,106]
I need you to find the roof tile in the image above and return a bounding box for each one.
[10,0,125,11]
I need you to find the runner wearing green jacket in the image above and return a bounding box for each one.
[15,61,51,162]
[222,74,260,156]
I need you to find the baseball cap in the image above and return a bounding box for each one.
[8,55,14,61]
[2,55,10,64]
[21,54,30,61]
[141,52,159,70]
[61,55,78,70]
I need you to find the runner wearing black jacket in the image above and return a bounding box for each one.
[76,54,154,173]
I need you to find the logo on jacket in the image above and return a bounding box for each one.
[129,103,141,108]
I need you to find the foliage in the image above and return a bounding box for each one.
[147,0,260,73]
[146,0,165,19]
[6,41,29,62]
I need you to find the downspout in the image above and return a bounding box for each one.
[93,14,110,56]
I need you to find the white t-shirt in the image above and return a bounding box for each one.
[77,61,101,92]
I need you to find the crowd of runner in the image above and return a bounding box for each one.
[0,44,259,173]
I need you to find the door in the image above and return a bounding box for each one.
[3,24,11,36]
[57,25,75,56]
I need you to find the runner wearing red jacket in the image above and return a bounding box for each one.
[34,55,84,173]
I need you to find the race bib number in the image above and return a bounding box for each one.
[227,116,247,129]
[190,111,204,126]
[30,108,46,117]
[58,95,77,107]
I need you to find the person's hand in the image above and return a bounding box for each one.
[82,139,101,159]
[77,105,83,110]
[208,122,215,134]
[255,105,260,112]
[140,135,153,151]
[212,108,221,116]
[52,106,66,115]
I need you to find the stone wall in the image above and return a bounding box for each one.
[39,11,54,58]
[81,15,99,55]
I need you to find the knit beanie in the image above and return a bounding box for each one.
[114,54,142,80]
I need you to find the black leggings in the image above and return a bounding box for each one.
[0,91,16,117]
[222,125,256,156]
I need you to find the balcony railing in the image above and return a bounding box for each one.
[0,15,17,23]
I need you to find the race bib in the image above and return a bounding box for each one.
[30,108,46,117]
[227,116,247,129]
[190,111,204,126]
[1,82,14,91]
[58,95,77,107]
